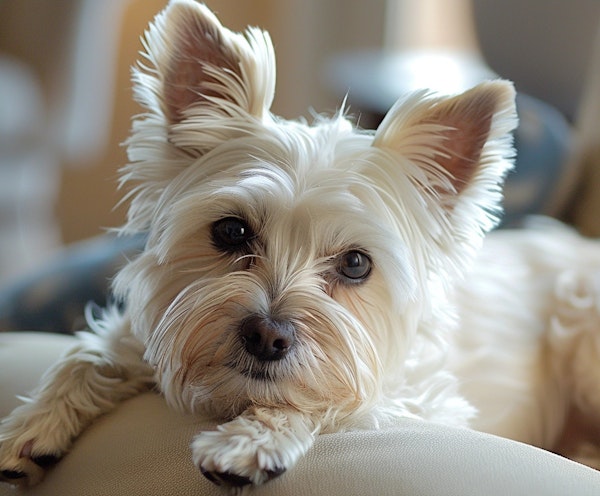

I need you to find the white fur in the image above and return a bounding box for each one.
[2,0,600,489]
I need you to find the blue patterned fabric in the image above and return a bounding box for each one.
[501,93,571,226]
[0,234,146,334]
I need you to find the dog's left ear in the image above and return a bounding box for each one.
[372,81,517,206]
[121,1,278,233]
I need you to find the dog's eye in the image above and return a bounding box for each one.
[338,250,372,282]
[211,217,254,252]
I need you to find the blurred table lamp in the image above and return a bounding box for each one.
[328,0,572,225]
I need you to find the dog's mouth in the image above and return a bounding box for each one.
[225,359,281,382]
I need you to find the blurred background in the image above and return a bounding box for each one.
[0,0,599,288]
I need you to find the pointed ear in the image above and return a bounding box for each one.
[120,1,276,234]
[373,81,517,199]
[135,0,275,124]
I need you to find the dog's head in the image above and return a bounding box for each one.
[114,0,517,423]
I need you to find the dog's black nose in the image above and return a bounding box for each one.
[240,315,295,361]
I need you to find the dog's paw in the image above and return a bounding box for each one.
[200,465,285,488]
[191,409,315,487]
[191,424,287,487]
[0,406,72,487]
[0,438,62,487]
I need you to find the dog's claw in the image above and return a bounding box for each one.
[266,467,286,479]
[1,469,27,480]
[202,469,253,487]
[201,466,285,487]
[32,454,61,468]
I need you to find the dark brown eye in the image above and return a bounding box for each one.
[211,217,254,252]
[338,250,371,282]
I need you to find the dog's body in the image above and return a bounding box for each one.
[2,0,600,488]
[455,224,600,453]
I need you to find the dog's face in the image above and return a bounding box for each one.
[114,0,517,423]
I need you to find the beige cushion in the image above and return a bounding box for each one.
[1,332,600,495]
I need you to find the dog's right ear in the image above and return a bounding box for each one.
[370,81,517,280]
[134,0,275,129]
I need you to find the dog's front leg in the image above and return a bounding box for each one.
[192,406,317,487]
[0,312,154,486]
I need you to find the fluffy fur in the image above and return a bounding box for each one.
[2,0,600,489]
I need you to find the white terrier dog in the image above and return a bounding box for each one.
[2,0,600,489]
